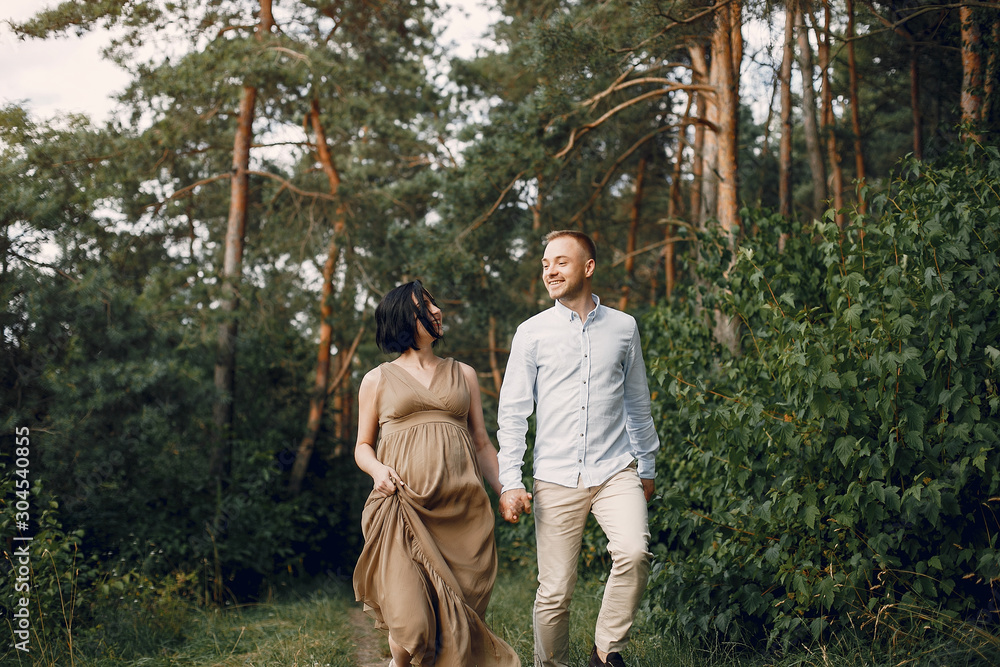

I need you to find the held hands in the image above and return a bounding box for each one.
[499,489,532,523]
[371,463,405,498]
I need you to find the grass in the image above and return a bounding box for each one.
[151,585,358,667]
[3,543,998,666]
[1,576,359,667]
[489,560,672,666]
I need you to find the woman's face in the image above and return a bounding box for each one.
[414,290,442,338]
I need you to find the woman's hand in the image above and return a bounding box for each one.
[499,488,532,523]
[371,463,405,498]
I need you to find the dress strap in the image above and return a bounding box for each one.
[380,410,466,436]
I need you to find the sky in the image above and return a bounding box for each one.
[0,1,130,120]
[1,0,778,134]
[0,0,497,122]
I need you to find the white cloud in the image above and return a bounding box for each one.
[0,0,130,121]
[1,0,496,123]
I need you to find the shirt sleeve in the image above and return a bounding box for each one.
[623,320,660,479]
[497,326,536,494]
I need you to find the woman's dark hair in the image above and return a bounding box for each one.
[375,281,442,354]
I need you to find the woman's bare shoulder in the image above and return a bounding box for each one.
[359,365,384,392]
[455,360,483,387]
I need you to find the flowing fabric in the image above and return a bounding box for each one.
[353,358,520,667]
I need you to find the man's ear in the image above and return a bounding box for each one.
[585,259,595,277]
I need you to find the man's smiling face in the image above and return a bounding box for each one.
[541,236,593,303]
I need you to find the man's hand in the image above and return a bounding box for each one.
[499,488,532,523]
[641,478,655,502]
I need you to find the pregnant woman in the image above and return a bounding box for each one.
[353,280,520,667]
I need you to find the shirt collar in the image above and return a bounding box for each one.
[554,294,601,322]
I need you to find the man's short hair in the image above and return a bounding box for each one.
[375,280,441,354]
[544,230,597,263]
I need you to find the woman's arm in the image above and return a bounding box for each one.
[461,362,503,496]
[354,368,404,497]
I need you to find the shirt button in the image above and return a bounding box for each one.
[579,433,584,437]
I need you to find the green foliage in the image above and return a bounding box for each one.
[1,256,368,595]
[0,475,99,651]
[643,144,1000,650]
[3,0,449,608]
[5,3,1000,660]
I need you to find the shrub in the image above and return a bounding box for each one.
[0,474,99,654]
[2,259,368,605]
[642,144,1000,650]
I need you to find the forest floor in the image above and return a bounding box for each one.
[349,605,389,667]
[3,551,997,666]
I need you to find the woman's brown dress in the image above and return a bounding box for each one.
[353,357,520,667]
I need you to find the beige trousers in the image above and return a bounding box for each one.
[532,465,651,667]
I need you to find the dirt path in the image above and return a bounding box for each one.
[350,605,389,667]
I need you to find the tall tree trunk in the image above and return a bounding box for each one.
[289,236,340,494]
[665,148,682,300]
[528,172,544,306]
[796,4,826,216]
[210,0,274,481]
[319,326,365,456]
[289,98,349,494]
[819,0,844,226]
[210,85,257,482]
[488,315,503,396]
[712,1,741,236]
[846,0,867,214]
[960,6,984,139]
[619,156,646,311]
[731,2,745,83]
[208,0,273,605]
[986,19,999,124]
[666,97,691,302]
[779,1,795,219]
[330,331,346,442]
[709,0,743,356]
[338,343,354,442]
[689,44,709,225]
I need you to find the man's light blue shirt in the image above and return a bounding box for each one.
[497,295,660,493]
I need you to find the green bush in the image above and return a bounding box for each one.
[642,144,1000,650]
[2,258,367,605]
[0,474,99,653]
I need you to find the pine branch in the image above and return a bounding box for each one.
[6,249,78,283]
[555,86,714,160]
[146,174,231,212]
[609,236,690,268]
[455,170,528,242]
[247,170,339,202]
[613,1,734,54]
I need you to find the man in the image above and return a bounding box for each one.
[497,230,660,667]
